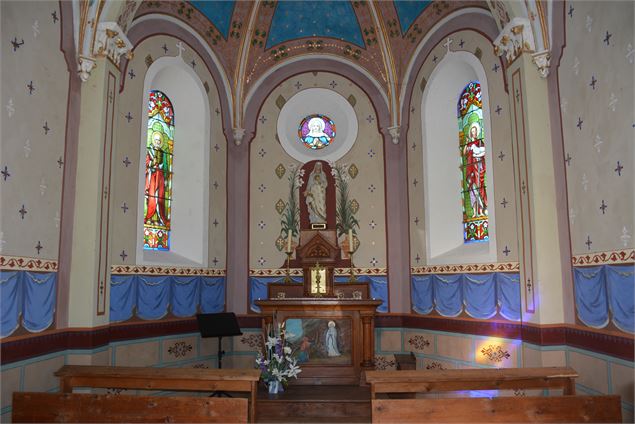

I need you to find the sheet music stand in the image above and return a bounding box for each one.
[196,312,243,397]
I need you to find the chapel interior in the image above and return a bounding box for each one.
[0,0,633,423]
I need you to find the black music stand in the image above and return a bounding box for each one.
[196,312,242,397]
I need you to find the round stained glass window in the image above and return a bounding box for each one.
[298,114,336,150]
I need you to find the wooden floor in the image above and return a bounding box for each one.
[256,385,371,423]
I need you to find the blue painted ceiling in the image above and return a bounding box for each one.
[393,0,432,34]
[190,0,236,39]
[266,1,364,49]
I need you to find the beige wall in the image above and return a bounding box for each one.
[559,1,634,255]
[0,1,68,259]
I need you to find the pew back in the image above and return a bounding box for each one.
[54,365,260,422]
[365,367,578,398]
[13,392,248,423]
[371,395,622,423]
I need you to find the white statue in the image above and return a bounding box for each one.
[325,320,341,357]
[304,162,328,224]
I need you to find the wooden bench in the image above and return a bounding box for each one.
[365,366,578,399]
[54,365,260,422]
[371,395,622,423]
[12,392,248,423]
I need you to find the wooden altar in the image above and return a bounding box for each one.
[255,298,382,385]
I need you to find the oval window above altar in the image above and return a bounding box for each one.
[277,88,358,163]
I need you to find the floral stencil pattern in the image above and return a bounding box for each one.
[167,341,192,358]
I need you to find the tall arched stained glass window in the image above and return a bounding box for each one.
[144,90,174,250]
[458,81,488,243]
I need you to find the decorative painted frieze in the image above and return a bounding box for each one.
[0,255,58,272]
[572,249,635,266]
[110,265,226,276]
[411,262,519,275]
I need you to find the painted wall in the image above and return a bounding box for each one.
[0,1,68,260]
[249,71,387,272]
[559,1,634,255]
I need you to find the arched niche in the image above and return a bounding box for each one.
[421,50,497,264]
[135,55,211,266]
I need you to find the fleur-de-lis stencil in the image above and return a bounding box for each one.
[608,93,618,111]
[593,134,603,153]
[24,139,31,158]
[6,98,15,117]
[626,44,634,64]
[621,227,631,247]
[560,98,568,113]
[572,57,580,76]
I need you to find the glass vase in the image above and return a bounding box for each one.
[268,380,280,394]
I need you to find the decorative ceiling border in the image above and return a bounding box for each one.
[250,267,388,277]
[411,262,520,274]
[572,249,635,267]
[111,265,226,276]
[0,255,58,272]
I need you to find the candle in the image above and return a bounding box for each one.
[348,229,353,253]
[287,230,292,253]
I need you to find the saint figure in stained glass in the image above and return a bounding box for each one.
[298,114,336,150]
[458,81,488,243]
[144,90,174,250]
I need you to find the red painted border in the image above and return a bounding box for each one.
[1,315,631,365]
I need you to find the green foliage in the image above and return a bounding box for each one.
[280,165,301,239]
[332,164,359,238]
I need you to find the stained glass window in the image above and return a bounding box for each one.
[458,81,488,243]
[298,114,336,150]
[144,90,174,250]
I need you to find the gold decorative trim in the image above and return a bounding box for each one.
[111,265,226,276]
[572,249,635,266]
[250,267,388,277]
[411,262,520,275]
[0,255,58,272]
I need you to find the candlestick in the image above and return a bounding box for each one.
[283,251,292,284]
[348,229,353,253]
[286,230,292,253]
[348,250,357,283]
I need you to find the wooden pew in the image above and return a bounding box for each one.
[12,392,248,423]
[371,395,623,423]
[365,367,578,399]
[54,365,260,422]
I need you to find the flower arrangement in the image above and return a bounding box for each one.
[255,321,301,389]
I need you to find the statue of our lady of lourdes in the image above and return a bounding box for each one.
[325,320,341,357]
[304,162,328,224]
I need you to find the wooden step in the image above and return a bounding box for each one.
[256,385,371,423]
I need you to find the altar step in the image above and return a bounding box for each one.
[255,385,371,423]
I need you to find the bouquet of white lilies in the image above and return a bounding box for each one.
[255,321,301,386]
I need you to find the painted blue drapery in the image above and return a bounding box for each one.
[110,275,225,322]
[1,270,56,337]
[411,272,521,321]
[574,264,634,333]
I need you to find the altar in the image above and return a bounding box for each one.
[255,298,381,385]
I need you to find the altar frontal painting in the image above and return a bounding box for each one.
[284,318,352,365]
